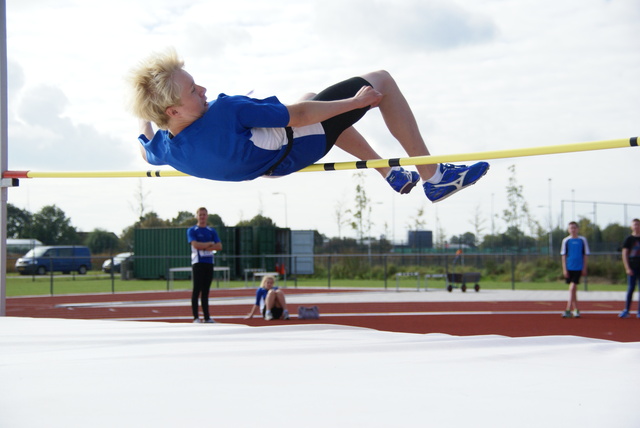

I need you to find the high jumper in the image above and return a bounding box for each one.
[128,48,488,202]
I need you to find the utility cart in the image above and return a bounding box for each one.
[446,272,481,292]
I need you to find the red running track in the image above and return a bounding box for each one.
[6,288,640,342]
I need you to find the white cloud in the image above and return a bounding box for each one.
[8,81,131,170]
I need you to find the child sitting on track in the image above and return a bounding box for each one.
[245,275,289,321]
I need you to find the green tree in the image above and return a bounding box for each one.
[170,211,196,227]
[84,229,121,254]
[480,233,500,250]
[137,212,169,228]
[451,232,477,248]
[119,210,225,252]
[602,223,628,249]
[168,211,226,228]
[576,217,603,249]
[7,204,31,238]
[236,214,276,228]
[30,205,78,245]
[551,226,567,252]
[502,165,540,250]
[207,213,225,227]
[120,211,169,251]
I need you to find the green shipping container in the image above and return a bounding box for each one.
[235,227,255,277]
[275,228,291,274]
[134,228,191,279]
[232,226,279,277]
[212,226,237,280]
[134,226,236,280]
[253,226,276,272]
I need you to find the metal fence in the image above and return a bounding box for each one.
[5,251,625,296]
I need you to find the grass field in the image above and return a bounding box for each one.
[4,273,629,297]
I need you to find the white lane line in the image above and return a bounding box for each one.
[108,310,624,322]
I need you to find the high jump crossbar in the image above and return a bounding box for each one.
[2,136,637,180]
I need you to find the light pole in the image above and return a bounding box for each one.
[272,192,288,228]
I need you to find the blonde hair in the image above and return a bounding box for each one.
[128,48,184,129]
[260,275,276,288]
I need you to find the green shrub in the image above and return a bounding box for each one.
[587,258,626,284]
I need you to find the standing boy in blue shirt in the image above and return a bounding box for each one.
[187,207,222,323]
[560,221,590,318]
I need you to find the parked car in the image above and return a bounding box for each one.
[15,246,92,275]
[102,252,133,274]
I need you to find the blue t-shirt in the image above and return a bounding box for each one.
[560,235,590,271]
[187,226,220,265]
[140,94,327,181]
[255,286,278,311]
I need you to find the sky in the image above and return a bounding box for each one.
[4,0,640,245]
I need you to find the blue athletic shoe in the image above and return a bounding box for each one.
[619,309,629,318]
[423,162,490,202]
[386,167,420,194]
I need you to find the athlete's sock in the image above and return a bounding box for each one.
[425,164,443,184]
[385,166,402,179]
